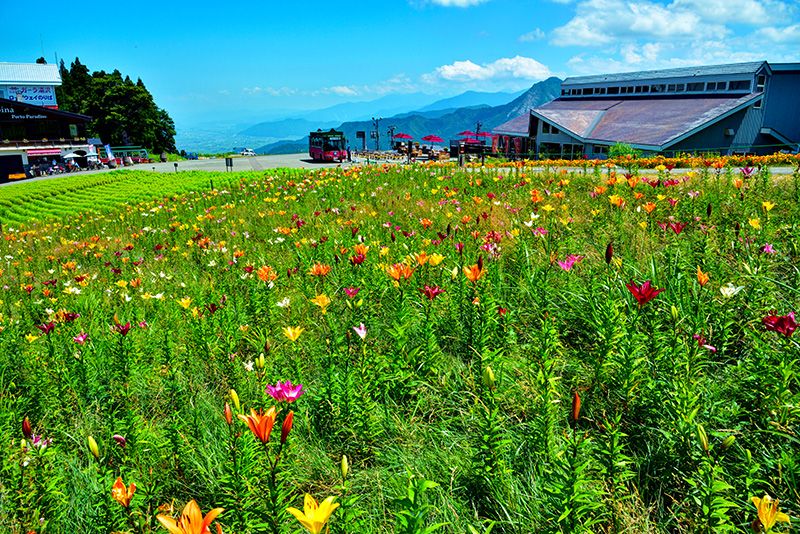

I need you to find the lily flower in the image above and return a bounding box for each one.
[625,280,665,307]
[157,499,224,534]
[287,494,339,534]
[266,380,305,403]
[751,494,790,532]
[696,266,710,287]
[111,476,136,508]
[386,263,415,281]
[238,407,277,444]
[353,323,367,340]
[762,312,797,337]
[463,257,486,283]
[283,326,304,342]
[420,285,445,300]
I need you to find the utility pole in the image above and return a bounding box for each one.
[387,125,396,150]
[372,117,381,151]
[475,121,482,136]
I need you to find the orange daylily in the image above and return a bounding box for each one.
[463,260,486,283]
[238,407,277,444]
[386,263,414,281]
[642,202,657,214]
[352,243,369,256]
[257,265,278,282]
[111,476,136,508]
[697,266,710,287]
[307,263,332,277]
[157,499,223,534]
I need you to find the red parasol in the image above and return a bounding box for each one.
[462,138,481,144]
[393,133,413,140]
[458,130,477,137]
[475,131,493,137]
[422,134,444,143]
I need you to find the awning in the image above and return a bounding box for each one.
[27,148,62,156]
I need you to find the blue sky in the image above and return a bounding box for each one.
[5,0,799,126]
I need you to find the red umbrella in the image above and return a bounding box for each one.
[393,133,413,140]
[462,138,481,144]
[475,132,493,137]
[422,134,444,143]
[458,130,477,137]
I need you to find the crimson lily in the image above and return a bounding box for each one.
[626,280,665,306]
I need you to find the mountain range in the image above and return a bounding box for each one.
[253,77,562,155]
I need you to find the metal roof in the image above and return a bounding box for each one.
[563,61,766,86]
[0,62,62,85]
[533,93,762,149]
[493,114,529,136]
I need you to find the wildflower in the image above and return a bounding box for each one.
[257,265,278,282]
[283,326,304,342]
[386,263,414,281]
[276,297,291,308]
[287,494,340,534]
[692,334,717,353]
[608,195,625,208]
[696,266,710,287]
[557,254,584,272]
[223,403,233,425]
[761,243,776,254]
[238,407,278,444]
[157,499,224,534]
[720,283,744,298]
[22,416,32,439]
[310,294,331,314]
[642,202,657,214]
[343,286,361,298]
[762,312,797,337]
[25,334,38,343]
[463,257,486,283]
[749,218,761,230]
[111,476,136,508]
[572,392,582,423]
[420,285,445,300]
[266,380,305,403]
[280,411,293,444]
[428,253,445,266]
[113,322,131,336]
[308,263,332,277]
[762,201,775,212]
[74,332,89,344]
[36,322,56,335]
[751,494,790,532]
[625,280,665,307]
[353,323,367,340]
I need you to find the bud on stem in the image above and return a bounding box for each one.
[280,411,294,445]
[88,435,100,460]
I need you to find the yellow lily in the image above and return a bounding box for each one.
[283,326,304,342]
[287,494,339,534]
[752,494,790,532]
[157,499,223,534]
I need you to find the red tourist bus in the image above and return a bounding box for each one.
[309,129,346,162]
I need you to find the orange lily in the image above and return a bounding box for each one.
[307,263,332,277]
[157,499,223,534]
[697,266,710,287]
[463,260,486,283]
[238,407,277,444]
[257,265,278,282]
[111,476,136,508]
[386,263,414,281]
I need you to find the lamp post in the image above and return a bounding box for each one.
[387,125,396,151]
[372,117,381,151]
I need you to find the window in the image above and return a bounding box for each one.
[729,80,750,91]
[651,84,666,93]
[754,98,763,109]
[561,89,569,96]
[706,82,717,91]
[607,86,620,95]
[667,84,676,92]
[756,75,766,92]
[542,123,550,134]
[551,126,559,135]
[582,88,593,95]
[597,87,606,94]
[687,82,704,91]
[594,145,608,154]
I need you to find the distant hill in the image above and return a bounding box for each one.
[417,89,526,113]
[241,118,339,138]
[256,77,562,155]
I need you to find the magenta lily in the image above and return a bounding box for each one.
[266,380,305,403]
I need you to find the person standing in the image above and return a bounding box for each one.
[346,144,352,162]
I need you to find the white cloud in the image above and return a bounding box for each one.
[551,0,718,46]
[670,0,792,24]
[519,28,546,42]
[242,86,297,96]
[433,56,551,82]
[324,85,358,96]
[757,23,800,43]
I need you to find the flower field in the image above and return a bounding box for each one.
[1,162,798,533]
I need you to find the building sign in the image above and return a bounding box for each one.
[2,85,57,107]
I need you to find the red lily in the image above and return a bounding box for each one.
[762,312,797,337]
[626,280,665,306]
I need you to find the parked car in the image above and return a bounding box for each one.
[240,149,257,156]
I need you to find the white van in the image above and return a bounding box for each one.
[240,149,256,156]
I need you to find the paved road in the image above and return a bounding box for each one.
[3,153,797,188]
